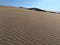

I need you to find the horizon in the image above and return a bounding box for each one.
[0,0,60,12]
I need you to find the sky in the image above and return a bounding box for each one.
[0,0,60,11]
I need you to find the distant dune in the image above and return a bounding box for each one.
[19,7,59,13]
[0,6,60,45]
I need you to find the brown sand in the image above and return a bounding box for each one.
[0,6,60,45]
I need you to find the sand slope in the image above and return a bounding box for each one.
[0,6,60,45]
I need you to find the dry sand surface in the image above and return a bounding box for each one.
[0,6,60,45]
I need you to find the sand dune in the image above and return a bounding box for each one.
[0,6,60,45]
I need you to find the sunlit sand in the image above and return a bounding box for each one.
[0,6,60,45]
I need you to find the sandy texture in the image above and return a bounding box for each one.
[0,6,60,45]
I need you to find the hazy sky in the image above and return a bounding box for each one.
[0,0,60,11]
